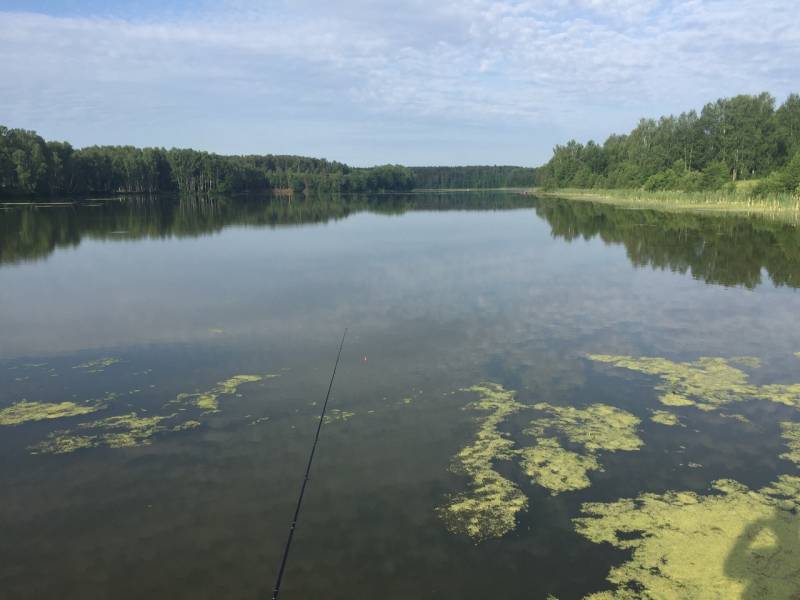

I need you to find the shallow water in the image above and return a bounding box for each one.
[1,192,799,599]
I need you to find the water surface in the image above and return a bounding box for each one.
[1,193,799,599]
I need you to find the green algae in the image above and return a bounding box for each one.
[437,383,528,542]
[175,374,263,412]
[323,409,355,424]
[575,476,800,599]
[0,400,103,426]
[721,412,751,424]
[32,412,200,454]
[588,353,800,412]
[73,357,119,372]
[519,438,601,494]
[520,402,642,495]
[779,421,800,465]
[526,403,643,453]
[650,410,681,426]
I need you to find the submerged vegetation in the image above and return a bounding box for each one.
[73,357,119,372]
[650,410,681,426]
[521,403,642,495]
[439,385,644,538]
[575,476,800,599]
[588,354,800,412]
[0,400,103,426]
[33,413,200,454]
[18,372,266,454]
[519,438,601,495]
[779,422,800,466]
[437,383,528,542]
[175,374,264,412]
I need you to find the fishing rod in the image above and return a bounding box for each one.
[271,328,348,600]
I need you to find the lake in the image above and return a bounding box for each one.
[1,192,799,599]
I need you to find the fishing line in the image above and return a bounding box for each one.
[271,328,348,600]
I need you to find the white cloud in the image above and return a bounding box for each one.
[0,1,797,164]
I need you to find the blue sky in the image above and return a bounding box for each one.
[1,1,798,166]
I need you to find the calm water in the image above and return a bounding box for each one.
[1,192,799,599]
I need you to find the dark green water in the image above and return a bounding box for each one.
[1,192,799,599]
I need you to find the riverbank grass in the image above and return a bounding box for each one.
[532,187,800,221]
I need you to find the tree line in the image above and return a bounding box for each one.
[410,166,535,189]
[0,126,417,196]
[0,126,540,198]
[534,92,800,196]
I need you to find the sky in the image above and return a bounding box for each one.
[0,1,798,167]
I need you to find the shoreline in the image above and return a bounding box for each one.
[529,188,800,222]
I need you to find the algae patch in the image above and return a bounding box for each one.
[73,357,119,372]
[575,476,800,599]
[650,410,681,426]
[519,438,601,494]
[522,402,642,495]
[526,403,642,452]
[779,421,800,466]
[32,413,200,454]
[437,383,528,542]
[323,409,355,424]
[175,374,263,412]
[588,353,800,412]
[0,400,103,426]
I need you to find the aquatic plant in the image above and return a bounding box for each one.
[323,408,355,424]
[32,412,200,454]
[175,374,263,412]
[650,410,681,426]
[0,400,103,426]
[437,383,528,542]
[526,403,642,452]
[588,353,800,412]
[575,476,800,598]
[520,402,642,495]
[519,438,601,494]
[779,421,800,465]
[73,357,119,372]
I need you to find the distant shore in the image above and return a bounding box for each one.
[529,187,800,222]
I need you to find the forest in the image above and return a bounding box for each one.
[0,126,417,197]
[534,92,800,196]
[0,127,536,197]
[410,166,535,189]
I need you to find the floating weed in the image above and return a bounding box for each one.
[588,353,800,412]
[73,357,119,372]
[0,400,104,426]
[175,374,263,412]
[519,438,601,494]
[650,410,682,426]
[720,412,751,424]
[32,413,200,454]
[526,403,642,453]
[575,476,800,599]
[779,422,800,466]
[436,383,528,542]
[323,409,355,424]
[208,328,224,334]
[521,402,641,495]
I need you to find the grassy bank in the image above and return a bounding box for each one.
[530,186,800,222]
